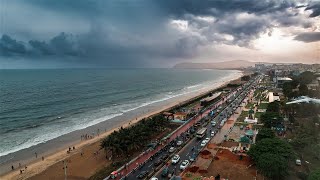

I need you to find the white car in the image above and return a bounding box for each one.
[211,121,216,127]
[205,137,210,142]
[150,178,158,180]
[176,140,183,146]
[200,140,207,147]
[180,160,190,170]
[211,132,215,137]
[168,147,175,153]
[171,154,180,164]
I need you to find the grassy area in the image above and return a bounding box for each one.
[258,103,269,109]
[245,102,255,109]
[254,89,262,97]
[237,111,249,122]
[255,112,262,120]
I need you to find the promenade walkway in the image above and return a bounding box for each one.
[109,85,247,179]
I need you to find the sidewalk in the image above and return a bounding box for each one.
[111,91,238,179]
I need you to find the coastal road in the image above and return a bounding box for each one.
[112,76,260,180]
[151,77,258,179]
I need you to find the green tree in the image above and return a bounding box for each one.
[299,71,315,84]
[248,138,293,161]
[256,128,275,142]
[260,112,283,128]
[299,84,309,96]
[266,101,280,113]
[248,138,293,179]
[241,75,250,81]
[256,153,289,179]
[308,169,320,180]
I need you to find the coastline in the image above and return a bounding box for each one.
[0,71,244,180]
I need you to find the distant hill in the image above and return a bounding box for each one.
[173,60,257,70]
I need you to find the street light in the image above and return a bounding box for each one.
[63,160,68,180]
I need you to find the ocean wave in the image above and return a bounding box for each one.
[0,70,243,158]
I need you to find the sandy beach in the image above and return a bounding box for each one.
[0,74,243,180]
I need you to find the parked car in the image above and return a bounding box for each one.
[189,154,196,162]
[211,121,216,127]
[211,132,215,137]
[161,154,169,161]
[154,159,163,167]
[137,171,149,179]
[200,140,207,147]
[161,167,169,177]
[168,147,175,153]
[150,177,158,180]
[180,160,190,170]
[176,140,183,146]
[171,154,180,164]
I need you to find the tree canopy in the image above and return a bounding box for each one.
[260,112,283,128]
[256,128,275,142]
[308,169,320,180]
[299,71,315,84]
[100,115,169,157]
[266,101,280,113]
[248,138,293,161]
[248,138,293,179]
[256,153,289,179]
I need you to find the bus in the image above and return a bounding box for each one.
[196,128,207,139]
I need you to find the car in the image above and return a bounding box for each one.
[180,160,190,170]
[189,154,196,162]
[154,159,163,167]
[172,154,180,164]
[168,147,175,153]
[211,121,216,127]
[205,137,210,142]
[176,140,183,146]
[161,153,169,161]
[211,132,215,137]
[137,171,149,179]
[150,177,158,180]
[200,140,207,147]
[161,167,169,177]
[296,159,302,166]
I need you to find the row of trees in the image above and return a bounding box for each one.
[100,115,169,158]
[249,101,294,179]
[283,71,320,99]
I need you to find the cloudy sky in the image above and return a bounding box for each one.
[0,0,320,68]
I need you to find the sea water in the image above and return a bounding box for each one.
[0,68,241,158]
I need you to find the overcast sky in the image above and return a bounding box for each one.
[0,0,320,68]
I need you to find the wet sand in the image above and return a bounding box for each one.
[0,73,243,180]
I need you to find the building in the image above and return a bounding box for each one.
[173,112,188,121]
[273,77,292,88]
[267,92,280,103]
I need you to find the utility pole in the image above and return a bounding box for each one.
[63,160,67,180]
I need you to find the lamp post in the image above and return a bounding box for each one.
[63,160,67,180]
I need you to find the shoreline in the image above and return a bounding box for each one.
[0,71,244,180]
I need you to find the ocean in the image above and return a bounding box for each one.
[0,68,241,159]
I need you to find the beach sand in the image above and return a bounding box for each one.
[0,74,244,180]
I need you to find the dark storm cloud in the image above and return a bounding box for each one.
[0,0,319,67]
[306,2,320,17]
[156,0,296,17]
[0,35,26,56]
[294,32,320,43]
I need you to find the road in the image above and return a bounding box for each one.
[151,76,259,179]
[110,76,260,180]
